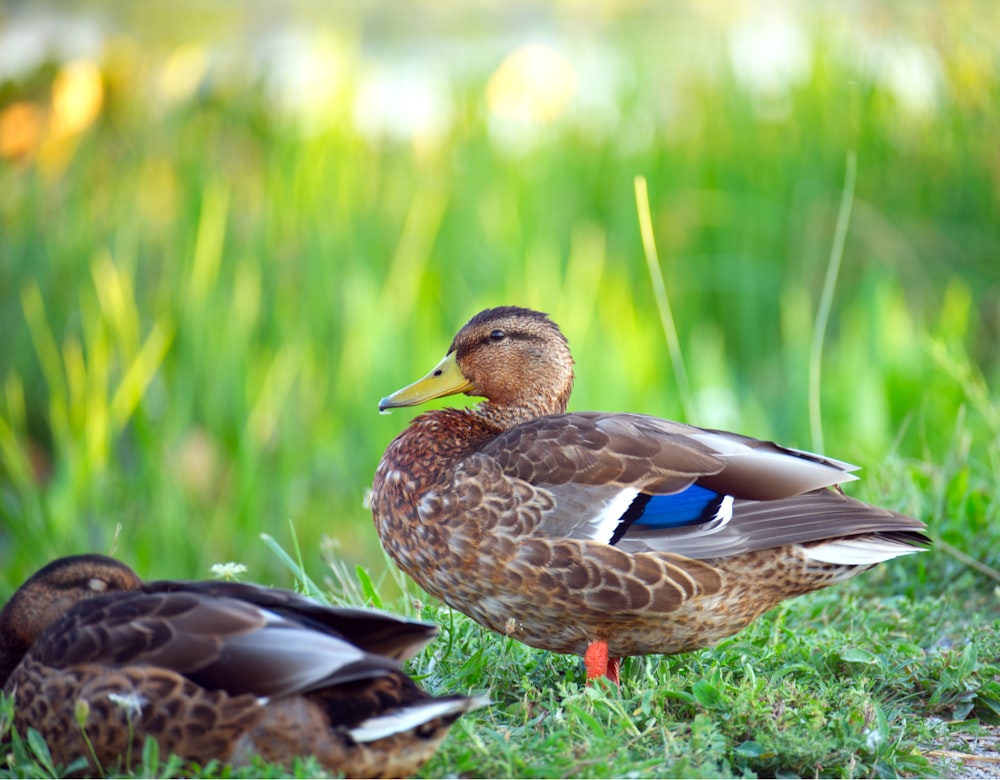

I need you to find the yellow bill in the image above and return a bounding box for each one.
[378,352,474,412]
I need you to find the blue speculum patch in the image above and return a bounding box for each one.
[609,484,726,544]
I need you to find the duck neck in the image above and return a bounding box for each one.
[473,396,567,430]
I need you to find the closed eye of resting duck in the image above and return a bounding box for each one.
[0,555,484,778]
[372,306,930,683]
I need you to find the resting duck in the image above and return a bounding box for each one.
[0,555,484,777]
[372,306,930,683]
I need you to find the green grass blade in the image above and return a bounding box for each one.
[809,151,857,453]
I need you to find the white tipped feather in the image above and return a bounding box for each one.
[715,495,735,524]
[595,488,640,540]
[542,485,641,542]
[803,538,924,565]
[348,696,489,743]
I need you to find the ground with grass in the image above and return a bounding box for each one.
[1,2,999,777]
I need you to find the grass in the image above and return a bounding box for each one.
[1,2,999,777]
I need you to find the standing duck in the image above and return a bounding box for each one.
[0,554,484,777]
[372,306,929,683]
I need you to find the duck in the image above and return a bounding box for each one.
[372,306,930,683]
[0,554,485,777]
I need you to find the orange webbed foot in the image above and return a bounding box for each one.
[584,640,621,684]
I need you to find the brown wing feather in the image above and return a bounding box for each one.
[31,591,263,672]
[28,591,402,699]
[689,428,862,499]
[483,412,863,499]
[143,579,439,660]
[484,412,723,491]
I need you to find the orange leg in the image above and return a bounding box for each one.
[606,655,621,685]
[583,640,621,684]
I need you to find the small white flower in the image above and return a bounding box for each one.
[108,692,147,718]
[211,562,248,581]
[863,728,884,751]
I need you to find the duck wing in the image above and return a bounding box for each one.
[29,590,404,699]
[480,412,928,561]
[144,579,438,660]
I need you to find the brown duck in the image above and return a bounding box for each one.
[0,554,484,777]
[372,306,930,683]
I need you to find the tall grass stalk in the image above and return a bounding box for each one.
[634,174,694,422]
[808,152,857,454]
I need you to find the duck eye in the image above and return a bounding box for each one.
[87,578,109,592]
[489,329,506,341]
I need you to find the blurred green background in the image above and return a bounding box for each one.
[0,1,997,593]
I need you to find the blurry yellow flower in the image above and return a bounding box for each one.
[486,44,576,125]
[950,48,994,112]
[158,45,208,104]
[0,101,43,160]
[51,59,104,138]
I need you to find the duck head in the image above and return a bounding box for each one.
[0,554,142,684]
[379,306,575,426]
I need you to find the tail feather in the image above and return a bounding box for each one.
[802,533,930,565]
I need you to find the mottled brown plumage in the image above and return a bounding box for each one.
[371,306,930,681]
[0,555,484,777]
